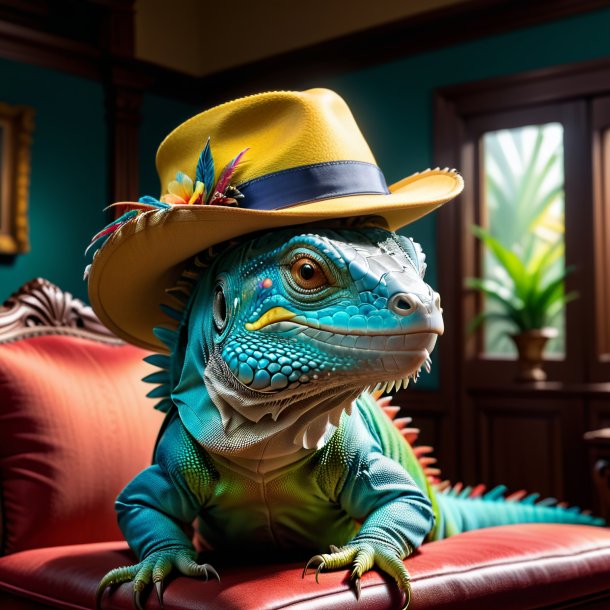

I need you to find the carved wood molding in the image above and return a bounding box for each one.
[0,278,123,344]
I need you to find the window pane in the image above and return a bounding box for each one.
[481,123,566,357]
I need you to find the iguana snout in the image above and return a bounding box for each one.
[204,225,443,395]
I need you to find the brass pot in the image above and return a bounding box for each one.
[510,328,558,382]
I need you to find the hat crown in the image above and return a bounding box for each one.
[155,89,377,194]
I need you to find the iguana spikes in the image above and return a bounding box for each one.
[164,288,190,304]
[458,486,473,499]
[378,396,440,482]
[143,253,213,413]
[160,304,184,322]
[484,485,507,500]
[142,371,170,385]
[381,405,400,420]
[147,384,171,399]
[153,398,173,413]
[392,417,411,430]
[451,484,602,524]
[143,354,171,369]
[153,327,178,352]
[522,492,541,505]
[506,489,528,502]
[469,484,486,498]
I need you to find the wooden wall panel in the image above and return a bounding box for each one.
[589,399,610,430]
[477,401,564,498]
[469,393,588,505]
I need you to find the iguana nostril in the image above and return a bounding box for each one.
[396,298,412,312]
[388,293,417,316]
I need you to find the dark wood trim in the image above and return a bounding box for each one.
[439,56,610,117]
[435,56,610,386]
[191,0,610,107]
[0,0,609,107]
[434,54,610,496]
[105,65,145,204]
[0,18,102,80]
[0,278,123,344]
[591,96,610,371]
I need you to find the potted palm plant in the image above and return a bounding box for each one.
[466,225,577,381]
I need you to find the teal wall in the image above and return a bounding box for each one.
[0,59,105,303]
[139,94,200,197]
[2,7,610,383]
[0,62,199,305]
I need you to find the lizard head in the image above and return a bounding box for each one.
[172,222,442,454]
[195,223,440,387]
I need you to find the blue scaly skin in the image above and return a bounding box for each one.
[96,224,603,610]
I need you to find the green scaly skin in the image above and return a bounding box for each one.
[96,224,603,610]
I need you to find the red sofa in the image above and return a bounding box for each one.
[1,278,609,610]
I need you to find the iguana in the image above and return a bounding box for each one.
[94,222,603,610]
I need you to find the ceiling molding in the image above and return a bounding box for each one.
[189,0,610,106]
[0,0,608,105]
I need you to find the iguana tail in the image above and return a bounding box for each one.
[431,484,604,540]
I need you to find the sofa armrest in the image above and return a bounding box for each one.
[0,279,164,555]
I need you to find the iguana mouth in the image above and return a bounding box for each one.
[246,306,444,337]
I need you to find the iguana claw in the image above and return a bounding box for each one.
[96,548,220,610]
[133,588,144,610]
[155,580,164,608]
[302,541,412,608]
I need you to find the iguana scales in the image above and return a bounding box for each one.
[94,223,602,609]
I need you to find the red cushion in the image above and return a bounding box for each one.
[0,335,164,554]
[0,524,609,609]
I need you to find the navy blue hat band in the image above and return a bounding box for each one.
[237,161,390,211]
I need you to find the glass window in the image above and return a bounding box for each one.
[480,123,566,357]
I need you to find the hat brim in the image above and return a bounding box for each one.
[88,168,463,351]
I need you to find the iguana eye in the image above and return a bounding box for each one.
[290,257,327,290]
[213,285,227,332]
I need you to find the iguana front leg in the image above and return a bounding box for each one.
[96,547,219,610]
[303,442,434,609]
[304,541,412,608]
[97,417,218,609]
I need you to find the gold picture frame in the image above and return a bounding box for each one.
[0,102,34,255]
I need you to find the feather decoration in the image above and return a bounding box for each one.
[85,210,139,257]
[105,199,170,215]
[138,195,171,208]
[196,137,215,201]
[85,231,114,258]
[214,147,249,197]
[207,194,240,206]
[90,210,139,242]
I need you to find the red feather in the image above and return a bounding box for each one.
[214,147,249,196]
[90,220,127,243]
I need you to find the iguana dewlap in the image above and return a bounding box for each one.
[97,224,602,610]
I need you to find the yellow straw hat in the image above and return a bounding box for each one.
[87,88,463,351]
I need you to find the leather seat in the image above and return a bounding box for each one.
[1,525,609,609]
